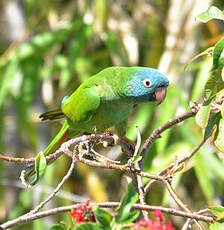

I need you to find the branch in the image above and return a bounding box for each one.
[25,155,76,216]
[164,180,203,230]
[144,138,207,192]
[77,156,166,181]
[140,109,198,158]
[0,201,215,229]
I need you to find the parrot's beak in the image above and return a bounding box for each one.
[155,86,167,104]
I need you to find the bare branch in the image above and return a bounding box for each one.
[25,155,76,216]
[164,180,204,230]
[140,109,198,158]
[0,201,215,229]
[144,138,207,192]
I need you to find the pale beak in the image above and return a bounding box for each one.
[155,86,167,104]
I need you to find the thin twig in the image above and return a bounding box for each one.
[164,180,203,230]
[182,219,192,230]
[25,155,76,216]
[140,109,198,159]
[135,163,148,219]
[77,156,166,181]
[0,201,215,229]
[0,154,35,163]
[144,138,206,192]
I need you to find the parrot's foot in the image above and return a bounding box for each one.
[119,136,136,156]
[102,130,120,147]
[101,131,135,156]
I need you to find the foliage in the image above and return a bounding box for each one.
[0,1,224,229]
[50,184,174,230]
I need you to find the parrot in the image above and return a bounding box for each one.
[40,66,169,157]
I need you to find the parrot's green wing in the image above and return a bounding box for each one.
[63,86,101,124]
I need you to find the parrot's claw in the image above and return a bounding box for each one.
[119,136,136,156]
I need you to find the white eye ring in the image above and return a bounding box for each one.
[142,79,151,88]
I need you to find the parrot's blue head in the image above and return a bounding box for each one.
[124,67,169,104]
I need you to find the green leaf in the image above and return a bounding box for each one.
[197,6,224,23]
[209,206,224,218]
[73,222,103,230]
[93,206,112,229]
[209,221,224,230]
[115,183,139,225]
[209,206,224,229]
[212,37,224,70]
[205,73,224,96]
[195,104,211,129]
[48,224,66,230]
[194,151,214,204]
[214,118,224,152]
[204,113,221,140]
[31,151,47,185]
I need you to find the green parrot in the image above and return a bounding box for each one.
[40,66,169,157]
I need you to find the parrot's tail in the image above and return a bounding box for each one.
[25,120,69,185]
[39,109,65,121]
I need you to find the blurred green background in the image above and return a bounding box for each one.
[0,0,224,229]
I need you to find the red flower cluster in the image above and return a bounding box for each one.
[134,210,176,230]
[70,200,96,224]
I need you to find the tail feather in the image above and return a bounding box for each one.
[39,110,65,121]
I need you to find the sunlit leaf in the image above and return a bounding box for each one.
[205,74,224,97]
[195,104,211,129]
[197,6,224,23]
[209,221,224,230]
[204,113,221,140]
[209,206,224,220]
[209,206,224,230]
[31,151,47,185]
[212,37,224,70]
[214,118,224,152]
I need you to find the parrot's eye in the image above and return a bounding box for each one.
[142,79,151,88]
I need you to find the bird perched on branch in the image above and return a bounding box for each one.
[40,66,169,156]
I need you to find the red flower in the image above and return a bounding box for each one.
[134,209,176,230]
[70,200,96,224]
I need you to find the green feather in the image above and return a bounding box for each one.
[28,66,169,185]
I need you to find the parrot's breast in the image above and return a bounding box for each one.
[68,100,133,134]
